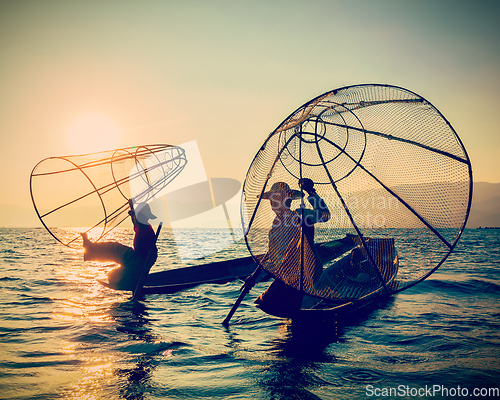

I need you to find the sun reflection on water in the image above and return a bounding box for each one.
[63,357,117,400]
[45,228,140,399]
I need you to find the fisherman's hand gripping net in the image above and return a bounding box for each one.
[242,84,472,301]
[30,144,186,247]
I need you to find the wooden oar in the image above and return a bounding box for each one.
[132,222,163,301]
[222,265,262,326]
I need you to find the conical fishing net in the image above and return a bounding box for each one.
[243,84,472,301]
[30,144,186,247]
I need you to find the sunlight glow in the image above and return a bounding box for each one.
[66,112,122,154]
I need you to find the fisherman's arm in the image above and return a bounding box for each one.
[299,178,330,223]
[128,199,139,228]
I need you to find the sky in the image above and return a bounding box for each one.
[0,0,499,224]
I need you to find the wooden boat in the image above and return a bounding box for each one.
[98,237,356,294]
[254,235,400,322]
[97,255,256,293]
[143,256,257,294]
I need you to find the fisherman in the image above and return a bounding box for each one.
[81,202,158,290]
[255,178,330,315]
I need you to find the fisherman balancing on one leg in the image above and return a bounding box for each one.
[255,178,330,314]
[81,202,158,290]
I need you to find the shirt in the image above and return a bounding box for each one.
[133,223,158,260]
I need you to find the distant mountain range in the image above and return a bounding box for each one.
[466,182,500,228]
[1,182,498,228]
[0,204,41,227]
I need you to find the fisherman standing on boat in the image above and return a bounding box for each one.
[255,178,330,315]
[81,202,158,290]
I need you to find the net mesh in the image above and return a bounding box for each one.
[30,144,186,247]
[243,84,472,301]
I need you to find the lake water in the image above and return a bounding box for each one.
[1,228,499,399]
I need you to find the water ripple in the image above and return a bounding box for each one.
[0,228,499,399]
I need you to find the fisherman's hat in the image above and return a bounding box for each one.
[261,182,302,200]
[135,202,157,224]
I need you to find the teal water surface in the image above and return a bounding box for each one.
[0,228,499,399]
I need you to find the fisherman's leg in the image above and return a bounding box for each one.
[107,266,126,286]
[83,240,132,263]
[108,252,144,290]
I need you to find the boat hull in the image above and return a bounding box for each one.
[256,236,400,321]
[143,256,257,294]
